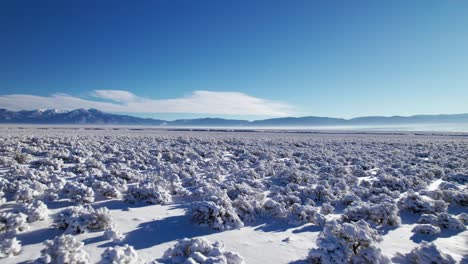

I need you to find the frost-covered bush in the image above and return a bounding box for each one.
[103,226,124,242]
[400,241,455,264]
[262,198,288,218]
[100,245,140,264]
[412,224,441,235]
[444,172,468,184]
[0,191,6,207]
[398,191,447,214]
[287,203,326,226]
[23,200,49,222]
[231,194,264,222]
[93,181,123,199]
[124,182,172,205]
[418,213,466,231]
[63,182,95,204]
[0,212,29,234]
[190,198,243,231]
[14,152,30,164]
[0,237,22,258]
[14,184,43,203]
[308,220,390,264]
[341,193,362,206]
[342,201,400,227]
[55,206,113,234]
[320,203,335,215]
[442,189,468,206]
[162,238,245,264]
[36,234,89,264]
[458,213,468,224]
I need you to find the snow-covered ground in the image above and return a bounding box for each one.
[0,128,467,263]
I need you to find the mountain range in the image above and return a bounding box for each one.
[0,108,467,127]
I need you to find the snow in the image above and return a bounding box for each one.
[0,128,467,263]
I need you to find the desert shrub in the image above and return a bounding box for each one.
[441,189,468,206]
[412,224,441,235]
[398,191,447,214]
[99,244,140,264]
[162,238,245,264]
[23,200,49,222]
[288,203,326,226]
[458,213,468,224]
[190,198,243,231]
[0,212,29,234]
[93,181,123,199]
[55,206,113,234]
[63,182,95,204]
[124,182,172,205]
[342,201,400,227]
[0,191,5,207]
[36,234,89,264]
[0,237,22,258]
[308,220,390,264]
[14,152,30,164]
[443,173,468,184]
[400,241,455,264]
[320,203,335,215]
[418,213,466,230]
[14,184,43,203]
[103,226,124,242]
[231,194,264,222]
[262,198,288,218]
[341,193,362,206]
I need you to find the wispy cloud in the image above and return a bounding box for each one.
[0,90,295,117]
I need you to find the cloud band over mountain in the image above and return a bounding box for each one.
[0,90,294,117]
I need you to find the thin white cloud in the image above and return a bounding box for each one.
[0,90,295,117]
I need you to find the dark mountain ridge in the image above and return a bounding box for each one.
[0,108,467,127]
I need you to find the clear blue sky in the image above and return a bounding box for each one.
[1,0,467,120]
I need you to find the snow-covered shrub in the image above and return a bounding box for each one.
[0,237,22,258]
[63,182,95,204]
[341,193,362,206]
[190,198,243,231]
[23,200,49,222]
[398,191,447,214]
[444,173,468,184]
[231,194,264,222]
[0,191,5,207]
[458,213,468,224]
[262,198,288,218]
[14,184,42,204]
[14,152,30,164]
[308,220,390,264]
[288,203,326,226]
[342,201,400,227]
[36,234,89,264]
[162,238,245,264]
[103,226,124,242]
[400,241,455,264]
[320,203,335,215]
[93,181,123,199]
[55,206,113,234]
[418,213,466,230]
[441,189,468,206]
[100,244,140,264]
[435,213,466,230]
[0,212,29,234]
[124,182,172,205]
[412,224,441,235]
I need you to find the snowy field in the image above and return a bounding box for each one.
[0,128,467,263]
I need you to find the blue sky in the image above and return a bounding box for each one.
[1,0,467,120]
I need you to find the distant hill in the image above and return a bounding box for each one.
[0,109,165,125]
[0,108,467,127]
